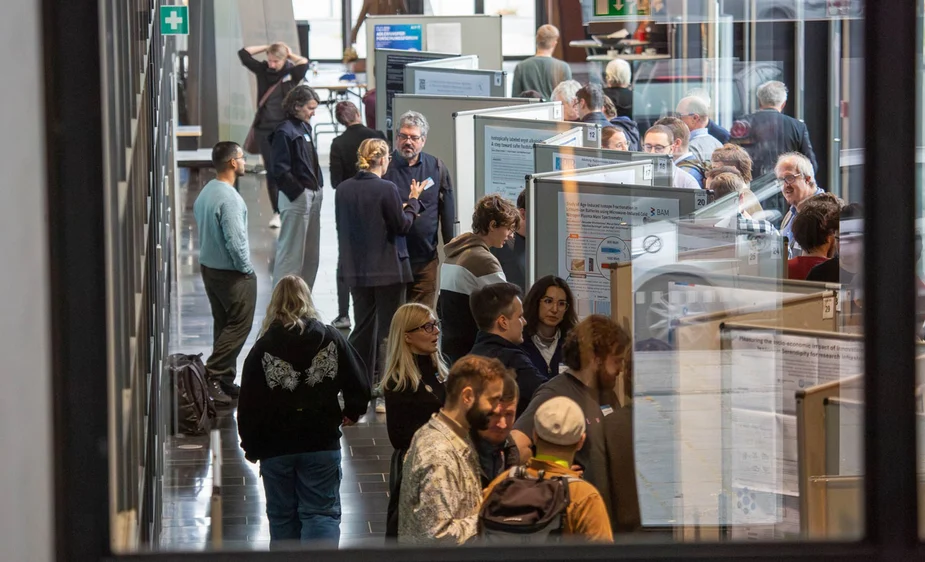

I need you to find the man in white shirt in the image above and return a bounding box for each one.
[642,125,700,190]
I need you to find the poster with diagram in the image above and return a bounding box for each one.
[558,191,679,317]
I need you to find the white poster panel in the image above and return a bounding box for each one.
[485,126,560,201]
[413,69,492,95]
[558,191,679,317]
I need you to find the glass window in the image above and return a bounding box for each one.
[294,0,344,61]
[484,0,537,56]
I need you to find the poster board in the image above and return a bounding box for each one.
[374,49,458,134]
[475,115,602,204]
[534,144,675,188]
[404,64,506,98]
[541,128,585,147]
[454,103,562,233]
[526,176,700,318]
[366,15,503,78]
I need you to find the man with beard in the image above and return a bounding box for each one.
[398,355,511,545]
[510,315,641,533]
[384,111,456,307]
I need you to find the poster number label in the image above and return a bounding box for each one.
[695,192,707,208]
[587,127,598,142]
[823,296,835,319]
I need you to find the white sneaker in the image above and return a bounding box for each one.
[332,315,351,329]
[375,397,386,414]
[268,213,281,229]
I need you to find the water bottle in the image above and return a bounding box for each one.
[311,61,319,77]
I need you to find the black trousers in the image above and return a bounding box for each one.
[337,278,350,318]
[385,447,406,538]
[256,124,280,214]
[348,283,405,388]
[201,265,257,386]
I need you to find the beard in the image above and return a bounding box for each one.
[596,362,617,391]
[466,403,493,431]
[400,145,418,159]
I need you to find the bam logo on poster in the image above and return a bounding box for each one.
[650,206,670,217]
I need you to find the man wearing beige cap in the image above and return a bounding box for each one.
[482,396,613,542]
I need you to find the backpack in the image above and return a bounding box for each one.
[166,353,216,435]
[676,156,707,187]
[478,466,580,543]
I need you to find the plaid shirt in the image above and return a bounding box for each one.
[737,213,780,235]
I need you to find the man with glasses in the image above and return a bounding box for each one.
[551,80,582,122]
[193,142,257,406]
[384,111,456,308]
[776,152,824,255]
[676,96,722,163]
[468,283,548,418]
[642,125,700,190]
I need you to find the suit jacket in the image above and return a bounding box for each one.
[730,109,818,177]
[330,124,387,187]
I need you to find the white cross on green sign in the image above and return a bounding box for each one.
[160,5,189,36]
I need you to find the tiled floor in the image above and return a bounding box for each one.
[163,92,391,551]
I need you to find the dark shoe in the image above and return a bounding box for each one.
[220,382,241,398]
[208,380,233,407]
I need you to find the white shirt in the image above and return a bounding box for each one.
[672,167,701,190]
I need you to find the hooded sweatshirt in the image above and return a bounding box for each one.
[237,317,371,462]
[436,232,507,364]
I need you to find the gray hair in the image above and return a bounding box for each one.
[775,152,815,186]
[398,111,429,138]
[685,87,712,107]
[678,96,709,118]
[551,79,581,104]
[605,59,632,87]
[757,81,788,107]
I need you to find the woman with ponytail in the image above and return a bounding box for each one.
[335,138,426,413]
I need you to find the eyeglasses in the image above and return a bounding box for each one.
[540,297,569,310]
[407,320,441,334]
[643,144,670,152]
[777,173,804,185]
[397,133,423,142]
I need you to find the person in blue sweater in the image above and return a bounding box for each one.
[468,282,548,418]
[520,276,578,378]
[192,141,257,406]
[336,138,425,412]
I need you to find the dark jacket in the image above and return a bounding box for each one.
[383,354,446,450]
[730,108,818,177]
[383,151,456,265]
[238,48,308,127]
[437,233,507,364]
[602,86,633,118]
[469,331,548,418]
[237,318,370,462]
[472,432,520,488]
[336,171,423,287]
[609,116,641,152]
[580,111,613,131]
[330,124,387,187]
[707,119,731,144]
[270,117,324,202]
[520,332,565,378]
[489,232,525,293]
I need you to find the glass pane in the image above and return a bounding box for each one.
[294,0,343,61]
[485,0,537,56]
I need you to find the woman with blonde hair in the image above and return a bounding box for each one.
[336,138,426,413]
[237,275,370,548]
[603,58,633,118]
[380,302,448,538]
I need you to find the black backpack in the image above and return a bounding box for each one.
[166,353,216,435]
[478,466,580,543]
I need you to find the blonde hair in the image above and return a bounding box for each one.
[259,275,320,337]
[381,303,448,393]
[267,42,289,60]
[536,25,560,50]
[605,59,632,87]
[357,138,390,171]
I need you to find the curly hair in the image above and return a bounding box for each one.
[472,194,519,235]
[711,144,753,183]
[562,314,631,372]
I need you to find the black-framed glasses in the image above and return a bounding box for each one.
[540,297,569,310]
[407,320,441,334]
[643,144,670,152]
[397,133,423,142]
[777,173,804,185]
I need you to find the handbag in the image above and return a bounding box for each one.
[244,79,284,154]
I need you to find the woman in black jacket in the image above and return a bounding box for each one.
[237,275,371,547]
[380,302,448,538]
[239,42,309,226]
[329,101,387,330]
[335,138,425,411]
[519,276,578,377]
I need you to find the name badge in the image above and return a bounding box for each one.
[282,74,292,82]
[421,177,435,190]
[600,405,614,417]
[303,133,312,143]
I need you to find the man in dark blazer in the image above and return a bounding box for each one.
[730,80,818,178]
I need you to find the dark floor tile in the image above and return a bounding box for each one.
[341,473,385,484]
[350,445,395,458]
[368,520,388,534]
[339,520,372,535]
[339,535,387,549]
[340,459,391,475]
[340,492,389,515]
[358,481,390,494]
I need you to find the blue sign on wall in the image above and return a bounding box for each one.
[374,24,423,51]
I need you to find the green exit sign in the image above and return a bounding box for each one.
[595,0,639,16]
[160,5,189,36]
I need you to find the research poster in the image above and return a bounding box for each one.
[558,191,679,317]
[484,125,559,201]
[374,24,423,50]
[552,153,613,171]
[413,70,491,96]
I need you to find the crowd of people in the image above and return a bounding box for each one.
[186,26,855,548]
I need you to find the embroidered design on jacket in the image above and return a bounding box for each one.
[305,341,338,387]
[262,353,301,391]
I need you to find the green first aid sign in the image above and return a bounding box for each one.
[595,0,638,16]
[160,5,189,35]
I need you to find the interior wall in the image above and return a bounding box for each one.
[0,0,53,559]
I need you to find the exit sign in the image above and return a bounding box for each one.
[160,5,189,36]
[595,0,639,16]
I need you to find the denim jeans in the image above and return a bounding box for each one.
[260,450,342,548]
[273,188,322,290]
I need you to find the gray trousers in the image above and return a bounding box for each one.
[201,265,257,385]
[273,188,323,289]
